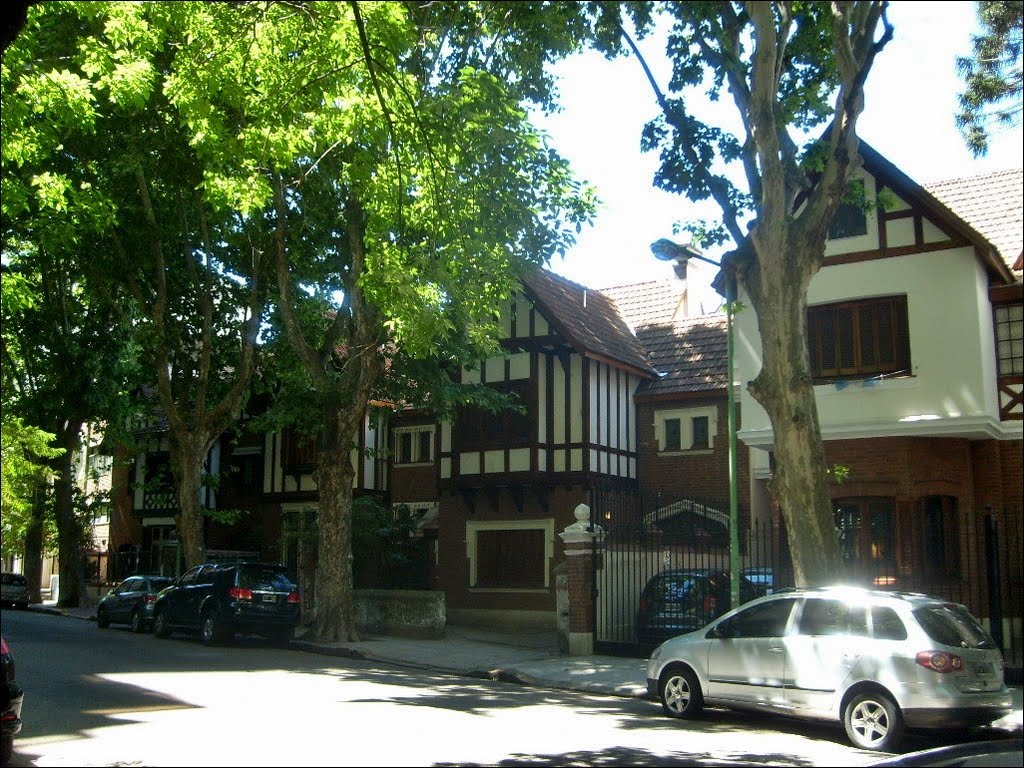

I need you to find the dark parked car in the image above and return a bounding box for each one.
[96,575,174,633]
[1,635,23,766]
[152,562,300,646]
[740,566,775,594]
[0,574,29,610]
[637,568,763,643]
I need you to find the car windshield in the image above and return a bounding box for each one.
[238,566,294,591]
[2,574,26,586]
[913,603,996,649]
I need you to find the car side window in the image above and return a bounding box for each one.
[727,598,796,637]
[870,606,908,640]
[178,567,200,586]
[196,565,218,586]
[797,598,868,637]
[113,579,132,595]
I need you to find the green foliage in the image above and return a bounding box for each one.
[352,498,426,589]
[0,415,61,556]
[957,0,1023,156]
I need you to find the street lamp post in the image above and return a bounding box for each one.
[651,239,741,607]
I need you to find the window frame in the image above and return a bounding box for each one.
[993,302,1023,376]
[393,425,436,466]
[807,295,911,383]
[455,379,533,452]
[466,519,554,591]
[828,179,869,240]
[654,406,717,453]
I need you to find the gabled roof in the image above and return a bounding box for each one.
[857,141,1016,283]
[520,267,659,377]
[633,313,728,399]
[923,168,1023,277]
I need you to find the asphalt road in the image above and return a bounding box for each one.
[0,609,1001,767]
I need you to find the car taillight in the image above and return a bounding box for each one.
[144,594,156,603]
[916,651,963,673]
[229,587,253,601]
[703,594,717,614]
[287,591,300,604]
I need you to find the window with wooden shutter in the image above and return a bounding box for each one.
[475,528,545,588]
[808,296,910,383]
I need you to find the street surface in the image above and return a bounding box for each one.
[0,609,1008,766]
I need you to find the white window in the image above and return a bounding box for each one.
[393,426,435,465]
[654,406,717,453]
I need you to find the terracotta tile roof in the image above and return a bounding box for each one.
[597,280,685,333]
[923,168,1023,276]
[633,312,729,397]
[520,268,658,376]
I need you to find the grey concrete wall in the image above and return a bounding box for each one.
[354,589,446,639]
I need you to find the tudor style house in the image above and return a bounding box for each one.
[104,145,1020,646]
[729,146,1022,634]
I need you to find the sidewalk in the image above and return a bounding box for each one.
[29,601,1023,734]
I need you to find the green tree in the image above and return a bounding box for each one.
[3,2,271,572]
[606,2,893,585]
[956,0,1023,156]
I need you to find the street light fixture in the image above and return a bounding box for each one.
[650,238,741,608]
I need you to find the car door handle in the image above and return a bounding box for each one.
[770,647,784,654]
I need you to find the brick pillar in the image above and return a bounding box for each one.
[558,503,603,656]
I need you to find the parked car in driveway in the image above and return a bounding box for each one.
[152,562,300,646]
[1,635,23,766]
[0,574,29,610]
[96,575,174,633]
[637,568,763,643]
[646,586,1012,752]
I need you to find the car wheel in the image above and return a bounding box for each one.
[130,608,145,634]
[658,664,704,719]
[153,609,171,638]
[844,690,904,752]
[201,611,223,646]
[96,607,110,629]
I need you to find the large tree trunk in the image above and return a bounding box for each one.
[170,438,208,570]
[745,234,844,587]
[312,434,359,642]
[53,427,87,607]
[23,482,46,603]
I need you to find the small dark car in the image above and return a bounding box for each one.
[96,575,174,633]
[0,574,29,610]
[637,568,762,643]
[1,635,23,766]
[152,562,300,646]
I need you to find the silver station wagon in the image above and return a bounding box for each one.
[646,586,1012,752]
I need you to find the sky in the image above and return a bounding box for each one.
[531,1,1024,308]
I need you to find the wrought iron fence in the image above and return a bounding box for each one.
[590,486,1023,669]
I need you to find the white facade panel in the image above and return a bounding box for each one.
[736,246,1005,445]
[509,352,530,380]
[553,356,566,443]
[515,298,532,338]
[537,355,547,442]
[570,448,583,471]
[554,450,566,472]
[441,457,451,479]
[571,356,583,442]
[484,450,505,473]
[886,217,916,249]
[459,453,480,475]
[485,357,504,382]
[509,448,530,472]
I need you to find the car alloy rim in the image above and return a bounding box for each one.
[850,700,889,746]
[665,675,692,712]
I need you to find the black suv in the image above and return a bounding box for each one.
[152,562,300,646]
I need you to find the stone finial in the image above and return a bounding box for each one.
[560,503,603,543]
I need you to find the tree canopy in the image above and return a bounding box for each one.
[956,0,1023,156]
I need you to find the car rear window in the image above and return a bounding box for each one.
[913,603,996,649]
[149,578,173,591]
[237,566,295,591]
[2,574,27,586]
